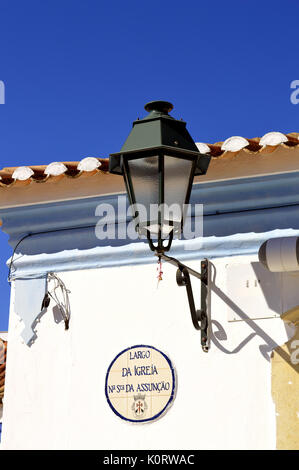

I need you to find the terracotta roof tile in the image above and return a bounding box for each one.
[196,132,299,157]
[0,132,298,188]
[0,157,109,187]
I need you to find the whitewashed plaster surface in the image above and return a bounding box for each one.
[1,254,292,450]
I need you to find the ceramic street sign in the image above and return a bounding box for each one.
[105,345,176,423]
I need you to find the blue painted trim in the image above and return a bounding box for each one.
[3,171,299,278]
[105,345,176,423]
[8,228,299,280]
[2,171,299,253]
[4,200,299,259]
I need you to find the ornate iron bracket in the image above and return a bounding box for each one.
[158,254,210,352]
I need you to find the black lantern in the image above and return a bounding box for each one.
[109,101,211,254]
[109,100,212,349]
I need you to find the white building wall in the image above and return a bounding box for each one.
[2,254,291,450]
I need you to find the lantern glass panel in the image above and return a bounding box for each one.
[164,155,193,214]
[127,155,159,231]
[127,154,194,240]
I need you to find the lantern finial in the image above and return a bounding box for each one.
[144,100,174,114]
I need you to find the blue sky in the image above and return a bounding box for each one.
[0,0,299,329]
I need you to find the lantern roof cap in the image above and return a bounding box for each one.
[117,100,198,155]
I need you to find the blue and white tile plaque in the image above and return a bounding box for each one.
[105,345,177,423]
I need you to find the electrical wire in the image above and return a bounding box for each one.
[8,232,33,282]
[47,273,71,330]
[7,223,97,282]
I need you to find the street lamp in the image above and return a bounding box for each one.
[109,101,211,351]
[109,101,210,254]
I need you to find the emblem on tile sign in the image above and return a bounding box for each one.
[131,394,148,419]
[105,345,176,423]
